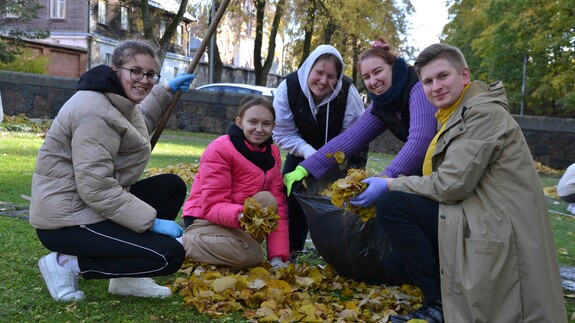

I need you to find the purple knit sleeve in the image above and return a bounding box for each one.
[301,105,386,179]
[383,82,437,178]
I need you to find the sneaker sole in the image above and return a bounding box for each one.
[108,287,171,298]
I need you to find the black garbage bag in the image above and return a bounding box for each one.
[292,175,398,285]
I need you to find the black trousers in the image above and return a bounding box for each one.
[376,190,441,306]
[283,153,308,251]
[284,148,370,252]
[562,193,575,203]
[36,174,187,280]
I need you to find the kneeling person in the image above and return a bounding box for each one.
[181,96,289,269]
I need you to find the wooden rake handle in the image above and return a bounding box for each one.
[150,0,231,150]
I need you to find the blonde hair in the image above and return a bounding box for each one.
[414,43,468,79]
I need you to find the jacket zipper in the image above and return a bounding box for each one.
[260,170,267,191]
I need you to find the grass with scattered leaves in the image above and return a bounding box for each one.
[0,122,573,321]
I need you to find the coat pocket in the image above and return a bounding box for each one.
[453,236,521,322]
[460,237,504,288]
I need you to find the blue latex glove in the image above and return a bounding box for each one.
[151,218,183,238]
[283,165,309,196]
[349,177,389,208]
[169,73,196,93]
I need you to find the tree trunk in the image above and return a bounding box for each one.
[299,0,316,68]
[253,0,266,85]
[210,0,224,83]
[322,20,336,44]
[254,0,285,86]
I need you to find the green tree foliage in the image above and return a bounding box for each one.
[188,0,410,90]
[0,47,49,74]
[444,0,575,116]
[282,0,413,88]
[0,0,49,63]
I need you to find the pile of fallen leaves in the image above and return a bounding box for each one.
[144,163,200,184]
[172,261,423,322]
[324,168,378,222]
[543,186,560,199]
[533,162,565,199]
[535,161,563,176]
[240,198,281,240]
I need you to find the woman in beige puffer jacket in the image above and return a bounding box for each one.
[31,39,195,302]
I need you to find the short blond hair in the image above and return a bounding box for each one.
[414,43,467,79]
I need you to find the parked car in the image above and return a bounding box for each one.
[195,83,276,97]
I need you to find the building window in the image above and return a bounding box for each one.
[50,0,66,19]
[98,0,107,24]
[105,53,112,65]
[173,67,179,78]
[120,6,129,30]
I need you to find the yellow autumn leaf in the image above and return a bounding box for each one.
[268,279,294,294]
[558,248,569,255]
[259,315,280,322]
[212,276,238,293]
[249,266,271,280]
[306,267,323,283]
[295,276,315,288]
[298,304,317,316]
[256,306,277,317]
[248,278,267,289]
[333,151,345,164]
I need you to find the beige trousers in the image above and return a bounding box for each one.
[182,191,277,268]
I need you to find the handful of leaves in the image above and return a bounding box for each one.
[240,198,281,239]
[326,168,377,222]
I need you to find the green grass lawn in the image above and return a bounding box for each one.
[1,125,573,321]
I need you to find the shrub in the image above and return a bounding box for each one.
[0,47,48,74]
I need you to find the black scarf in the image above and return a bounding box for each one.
[76,65,127,98]
[369,57,409,115]
[227,124,275,171]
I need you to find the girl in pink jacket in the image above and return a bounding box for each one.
[181,96,289,268]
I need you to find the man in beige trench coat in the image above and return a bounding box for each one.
[350,43,567,322]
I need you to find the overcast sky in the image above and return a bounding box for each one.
[407,0,450,53]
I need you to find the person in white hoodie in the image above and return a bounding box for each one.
[558,163,575,214]
[272,44,365,259]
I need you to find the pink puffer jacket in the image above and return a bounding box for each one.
[183,135,289,261]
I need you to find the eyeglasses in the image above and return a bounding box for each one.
[117,67,161,84]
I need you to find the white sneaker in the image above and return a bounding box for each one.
[38,252,85,302]
[568,203,575,215]
[108,277,172,298]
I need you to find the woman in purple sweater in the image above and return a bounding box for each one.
[284,38,437,192]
